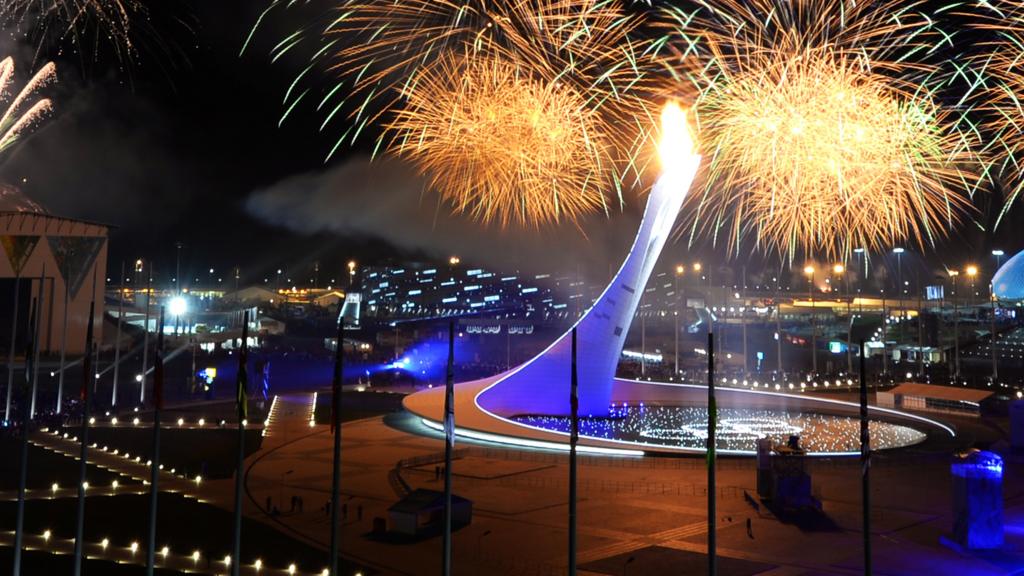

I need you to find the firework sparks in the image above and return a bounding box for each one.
[0,0,187,75]
[0,57,55,154]
[658,0,978,260]
[249,0,663,226]
[966,0,1024,228]
[389,55,612,226]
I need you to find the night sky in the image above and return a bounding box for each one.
[0,1,1019,289]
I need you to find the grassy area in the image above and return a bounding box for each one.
[0,493,374,575]
[313,390,405,425]
[0,437,130,490]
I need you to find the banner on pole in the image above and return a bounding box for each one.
[47,236,106,300]
[0,235,39,276]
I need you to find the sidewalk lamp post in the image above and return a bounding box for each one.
[966,265,978,317]
[774,275,783,375]
[854,247,867,283]
[675,264,685,377]
[834,263,853,373]
[949,270,960,381]
[993,249,1005,271]
[694,262,707,339]
[990,282,998,382]
[347,260,357,287]
[804,265,817,374]
[893,248,905,322]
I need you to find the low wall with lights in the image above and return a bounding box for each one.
[403,376,954,456]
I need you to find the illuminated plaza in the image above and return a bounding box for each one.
[3,0,1024,575]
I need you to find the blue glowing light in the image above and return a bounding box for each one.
[952,450,1004,480]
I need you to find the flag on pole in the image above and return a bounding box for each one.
[237,311,249,422]
[570,328,578,445]
[706,393,717,469]
[330,316,343,434]
[154,308,165,410]
[80,301,95,403]
[444,321,455,451]
[24,300,36,386]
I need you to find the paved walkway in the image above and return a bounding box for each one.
[8,391,1024,576]
[243,405,1024,576]
[0,396,333,576]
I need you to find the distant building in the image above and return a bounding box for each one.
[993,249,1024,300]
[877,383,996,417]
[0,186,108,355]
[360,262,579,319]
[224,286,280,305]
[257,316,285,336]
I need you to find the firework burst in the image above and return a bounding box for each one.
[658,0,978,260]
[0,0,190,78]
[249,0,663,226]
[1,1,139,61]
[389,55,612,226]
[964,0,1024,227]
[0,57,55,154]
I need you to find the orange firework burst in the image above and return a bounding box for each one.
[389,55,612,227]
[657,0,978,260]
[250,0,663,226]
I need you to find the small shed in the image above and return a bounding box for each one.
[224,286,280,305]
[257,316,286,336]
[387,489,472,536]
[878,383,995,417]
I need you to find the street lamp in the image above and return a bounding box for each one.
[893,248,905,323]
[804,265,817,374]
[966,265,979,307]
[949,270,960,380]
[674,265,685,377]
[833,263,853,373]
[990,281,998,382]
[993,249,1006,271]
[347,260,357,287]
[169,296,187,318]
[774,275,783,375]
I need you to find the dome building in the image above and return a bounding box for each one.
[993,250,1024,301]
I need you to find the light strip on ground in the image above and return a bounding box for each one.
[419,418,644,457]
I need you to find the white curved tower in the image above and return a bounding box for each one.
[477,127,701,416]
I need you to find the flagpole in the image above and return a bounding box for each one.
[56,259,69,414]
[860,339,871,576]
[232,310,250,576]
[73,285,96,576]
[568,327,578,576]
[329,315,343,576]
[443,320,455,576]
[28,265,43,419]
[707,331,717,576]
[12,298,36,576]
[145,307,165,576]
[140,263,152,405]
[5,268,20,423]
[112,261,125,407]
